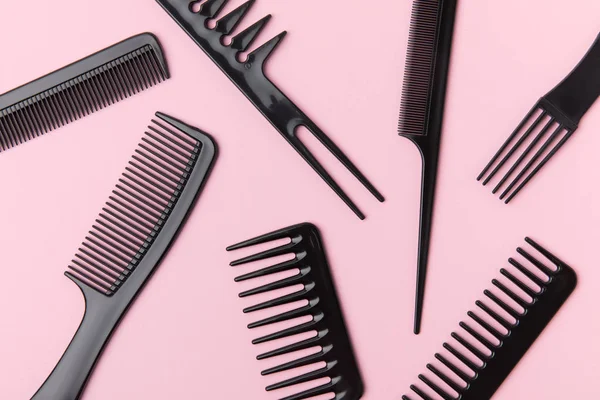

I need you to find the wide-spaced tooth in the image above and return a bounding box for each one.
[519,242,556,275]
[238,269,306,297]
[509,258,547,287]
[418,374,454,400]
[247,32,287,64]
[427,364,465,394]
[227,227,298,251]
[243,283,313,313]
[484,289,523,319]
[476,300,514,330]
[230,15,271,52]
[500,268,538,298]
[460,320,499,350]
[199,0,228,17]
[256,331,325,360]
[492,279,530,309]
[262,347,331,376]
[215,0,254,35]
[435,353,473,383]
[277,380,336,400]
[452,331,489,362]
[467,312,506,341]
[409,384,436,400]
[235,257,303,282]
[252,316,322,344]
[443,342,482,372]
[266,363,332,391]
[248,301,315,329]
[229,241,298,266]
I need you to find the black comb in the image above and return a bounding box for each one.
[478,32,600,203]
[403,238,577,400]
[399,0,458,335]
[0,33,169,153]
[155,0,384,220]
[227,223,364,400]
[32,113,216,400]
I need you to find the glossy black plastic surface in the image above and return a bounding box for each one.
[31,113,216,400]
[227,223,364,400]
[0,33,169,153]
[156,0,384,219]
[478,32,600,203]
[398,0,458,334]
[403,238,577,400]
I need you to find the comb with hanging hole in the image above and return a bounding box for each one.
[0,33,169,153]
[227,223,364,400]
[155,0,384,220]
[478,32,600,203]
[402,238,577,400]
[31,112,216,400]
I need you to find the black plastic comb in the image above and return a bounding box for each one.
[403,238,577,400]
[398,0,458,335]
[0,33,169,153]
[478,32,600,203]
[155,0,384,219]
[32,113,216,400]
[226,223,364,400]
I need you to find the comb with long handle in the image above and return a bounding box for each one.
[403,238,577,400]
[227,223,364,400]
[0,33,169,153]
[399,0,458,334]
[155,0,384,219]
[31,113,216,400]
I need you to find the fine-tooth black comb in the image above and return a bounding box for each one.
[226,223,364,400]
[403,238,577,400]
[478,32,600,203]
[0,33,169,153]
[155,0,384,219]
[398,0,458,335]
[32,112,216,400]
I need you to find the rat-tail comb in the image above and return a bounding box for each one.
[478,33,600,203]
[32,112,216,400]
[403,238,577,400]
[155,0,384,220]
[398,0,458,335]
[0,33,169,153]
[227,223,364,400]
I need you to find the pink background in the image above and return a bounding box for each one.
[1,0,599,398]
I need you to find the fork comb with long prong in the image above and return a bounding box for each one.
[227,223,364,400]
[478,32,600,203]
[155,0,384,219]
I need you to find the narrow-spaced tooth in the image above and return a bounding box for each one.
[418,374,454,400]
[230,15,272,52]
[248,302,314,329]
[238,269,305,297]
[246,32,287,64]
[216,0,254,35]
[256,331,325,360]
[199,0,228,18]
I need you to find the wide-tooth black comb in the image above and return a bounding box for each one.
[32,113,216,400]
[478,32,600,203]
[399,0,458,335]
[155,0,384,220]
[403,238,577,400]
[226,223,364,400]
[0,33,169,153]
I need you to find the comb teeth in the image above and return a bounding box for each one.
[67,116,201,295]
[0,34,169,153]
[398,0,442,136]
[227,223,364,400]
[477,101,575,203]
[404,238,577,400]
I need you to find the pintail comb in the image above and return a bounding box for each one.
[403,238,577,400]
[155,0,384,219]
[0,33,169,153]
[227,223,364,400]
[32,112,216,400]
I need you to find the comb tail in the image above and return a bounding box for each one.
[32,276,117,400]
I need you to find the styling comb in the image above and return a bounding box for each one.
[478,32,600,203]
[398,0,458,334]
[403,238,577,400]
[0,33,169,153]
[155,0,384,220]
[226,223,364,400]
[32,112,216,400]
